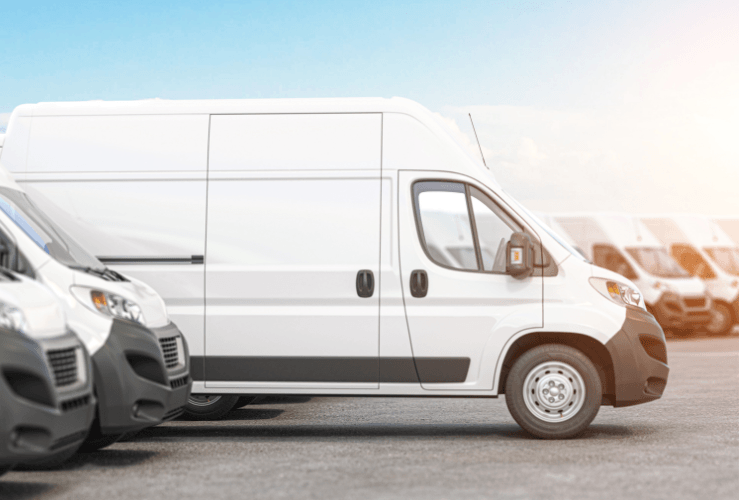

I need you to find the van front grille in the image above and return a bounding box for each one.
[159,336,179,369]
[61,394,91,412]
[47,348,78,387]
[684,297,706,308]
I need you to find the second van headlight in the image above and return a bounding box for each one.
[0,303,28,333]
[70,287,145,324]
[589,278,644,309]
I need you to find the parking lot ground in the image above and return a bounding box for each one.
[2,336,738,500]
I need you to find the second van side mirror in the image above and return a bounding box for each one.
[506,232,534,279]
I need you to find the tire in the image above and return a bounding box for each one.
[235,396,257,409]
[505,344,602,439]
[183,395,239,420]
[707,302,734,336]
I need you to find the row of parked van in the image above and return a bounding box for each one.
[0,97,678,441]
[535,214,739,337]
[0,136,192,473]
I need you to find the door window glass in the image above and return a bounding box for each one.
[469,187,520,272]
[415,182,476,271]
[593,245,638,280]
[413,181,524,274]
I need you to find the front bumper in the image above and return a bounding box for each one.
[92,319,191,435]
[0,329,95,466]
[650,292,711,329]
[605,306,670,407]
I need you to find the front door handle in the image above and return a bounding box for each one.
[410,269,428,298]
[356,270,375,298]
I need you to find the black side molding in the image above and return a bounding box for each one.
[190,356,470,384]
[98,255,204,265]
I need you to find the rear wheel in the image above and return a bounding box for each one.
[707,302,734,336]
[183,395,239,420]
[505,344,602,439]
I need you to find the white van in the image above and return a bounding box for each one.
[714,217,739,246]
[0,135,191,449]
[0,271,95,472]
[641,215,739,336]
[4,97,668,438]
[554,213,711,335]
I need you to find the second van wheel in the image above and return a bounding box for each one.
[183,395,240,420]
[505,344,602,439]
[706,303,734,336]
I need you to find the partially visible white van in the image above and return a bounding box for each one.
[641,215,739,336]
[3,97,669,438]
[714,217,739,246]
[554,213,711,334]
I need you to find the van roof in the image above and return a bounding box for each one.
[552,213,662,250]
[641,215,736,247]
[14,97,430,117]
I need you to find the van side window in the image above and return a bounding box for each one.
[593,245,638,280]
[412,181,521,273]
[415,182,477,271]
[671,244,716,280]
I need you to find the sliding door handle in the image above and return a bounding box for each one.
[356,270,375,298]
[410,269,428,298]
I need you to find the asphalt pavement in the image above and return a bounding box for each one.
[2,335,738,500]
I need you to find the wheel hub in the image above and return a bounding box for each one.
[523,361,586,423]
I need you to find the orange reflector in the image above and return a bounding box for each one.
[606,282,620,298]
[91,291,108,311]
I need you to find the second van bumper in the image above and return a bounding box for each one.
[92,319,191,435]
[0,330,95,466]
[605,306,670,407]
[649,292,711,329]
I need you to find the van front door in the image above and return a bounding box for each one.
[398,171,543,391]
[204,113,382,389]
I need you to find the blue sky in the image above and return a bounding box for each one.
[2,0,738,213]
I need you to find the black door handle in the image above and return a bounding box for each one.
[356,270,374,298]
[410,269,428,298]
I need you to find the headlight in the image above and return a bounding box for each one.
[0,302,28,332]
[70,287,145,324]
[589,277,644,309]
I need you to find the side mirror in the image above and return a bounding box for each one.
[506,232,534,279]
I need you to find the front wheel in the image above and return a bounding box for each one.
[707,303,734,336]
[183,395,239,420]
[505,344,602,439]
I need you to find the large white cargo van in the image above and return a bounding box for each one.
[642,215,739,336]
[4,97,669,438]
[554,213,711,335]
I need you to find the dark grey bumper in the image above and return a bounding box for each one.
[92,319,191,435]
[0,329,95,466]
[606,306,670,407]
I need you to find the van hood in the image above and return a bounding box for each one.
[0,275,67,339]
[651,276,706,296]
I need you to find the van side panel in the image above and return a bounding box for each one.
[0,116,31,174]
[209,113,380,171]
[26,115,209,172]
[204,114,382,388]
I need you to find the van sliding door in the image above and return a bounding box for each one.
[204,113,382,389]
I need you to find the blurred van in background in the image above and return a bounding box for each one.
[642,215,739,336]
[0,271,94,473]
[554,213,711,335]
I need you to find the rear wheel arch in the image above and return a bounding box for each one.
[497,332,615,401]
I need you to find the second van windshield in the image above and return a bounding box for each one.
[0,187,106,272]
[626,247,689,279]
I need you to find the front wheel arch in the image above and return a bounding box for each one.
[497,332,615,402]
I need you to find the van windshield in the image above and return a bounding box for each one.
[0,187,106,272]
[626,247,689,278]
[704,247,739,276]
